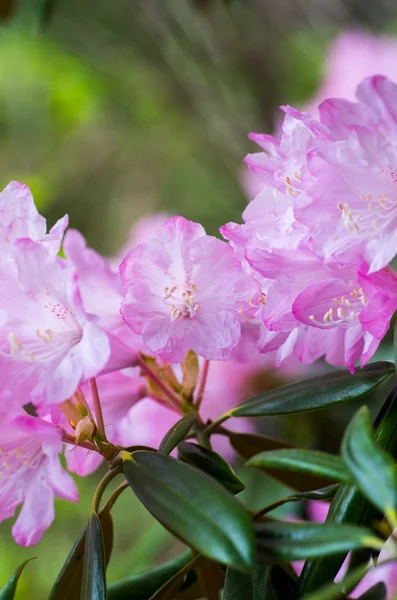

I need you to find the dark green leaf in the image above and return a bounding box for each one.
[0,560,33,599]
[123,451,255,573]
[231,362,394,417]
[342,406,397,519]
[148,555,201,600]
[49,509,113,600]
[247,449,350,484]
[303,562,372,600]
[254,485,338,519]
[226,431,329,491]
[356,582,387,599]
[107,551,193,600]
[299,385,397,596]
[224,564,297,600]
[178,441,245,493]
[80,512,106,600]
[255,521,381,563]
[159,414,197,455]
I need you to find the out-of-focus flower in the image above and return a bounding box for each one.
[0,414,78,546]
[120,216,259,363]
[0,239,110,408]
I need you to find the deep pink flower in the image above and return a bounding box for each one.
[0,239,110,408]
[120,216,259,362]
[0,414,78,546]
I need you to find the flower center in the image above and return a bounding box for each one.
[0,438,43,478]
[309,287,368,328]
[163,284,199,321]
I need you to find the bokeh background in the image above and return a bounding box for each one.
[1,0,397,597]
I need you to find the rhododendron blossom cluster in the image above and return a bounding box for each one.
[1,73,397,558]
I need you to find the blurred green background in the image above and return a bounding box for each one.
[1,0,397,597]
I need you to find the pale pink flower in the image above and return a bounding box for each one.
[120,216,259,362]
[0,414,78,546]
[0,181,68,256]
[0,239,110,408]
[63,229,141,372]
[113,212,170,266]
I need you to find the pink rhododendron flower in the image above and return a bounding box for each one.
[63,229,141,372]
[0,414,78,546]
[0,181,68,256]
[120,216,259,362]
[0,239,110,408]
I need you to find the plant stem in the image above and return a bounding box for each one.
[138,355,185,411]
[102,481,129,513]
[195,359,210,409]
[202,412,232,437]
[62,431,98,452]
[92,465,122,513]
[89,377,106,439]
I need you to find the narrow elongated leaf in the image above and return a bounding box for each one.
[356,582,387,599]
[123,451,255,572]
[107,552,193,600]
[231,362,394,417]
[0,560,33,599]
[303,561,382,600]
[159,414,197,455]
[255,521,381,563]
[224,564,297,600]
[299,386,397,595]
[148,555,201,600]
[49,509,113,600]
[254,485,338,519]
[178,441,245,493]
[80,512,106,600]
[247,449,350,484]
[226,431,332,491]
[342,406,397,519]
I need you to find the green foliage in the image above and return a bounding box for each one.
[122,451,255,573]
[342,406,397,521]
[247,448,350,484]
[231,362,395,417]
[0,560,33,599]
[80,513,107,600]
[223,564,297,600]
[178,441,246,494]
[158,414,197,455]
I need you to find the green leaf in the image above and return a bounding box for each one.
[254,485,339,519]
[231,362,394,417]
[148,555,201,600]
[123,451,255,572]
[178,441,246,493]
[303,561,380,600]
[49,509,113,600]
[107,551,193,600]
[247,449,350,484]
[227,431,336,492]
[0,560,33,599]
[356,582,387,599]
[158,414,197,455]
[342,406,397,521]
[223,564,297,600]
[255,521,381,563]
[80,512,107,599]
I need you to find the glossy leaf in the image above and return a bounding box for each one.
[107,551,193,600]
[226,431,330,491]
[247,449,350,484]
[148,555,201,600]
[123,451,255,572]
[342,406,397,519]
[356,582,387,599]
[178,441,245,493]
[255,521,380,563]
[159,414,197,455]
[0,560,33,599]
[298,385,397,595]
[303,562,373,600]
[254,485,338,519]
[231,362,394,417]
[49,509,113,600]
[223,564,297,600]
[80,512,106,600]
